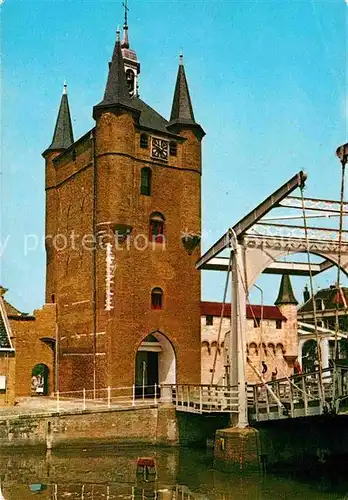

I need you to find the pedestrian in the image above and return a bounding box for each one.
[271,367,278,381]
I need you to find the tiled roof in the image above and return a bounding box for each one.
[94,35,138,118]
[169,60,196,125]
[47,91,74,151]
[298,287,348,313]
[132,97,170,134]
[0,298,12,350]
[201,301,287,321]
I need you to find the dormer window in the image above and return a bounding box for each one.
[140,133,149,149]
[316,299,324,311]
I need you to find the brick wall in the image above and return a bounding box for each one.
[45,107,203,392]
[10,304,56,398]
[201,310,297,385]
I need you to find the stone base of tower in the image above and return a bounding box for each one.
[213,427,261,473]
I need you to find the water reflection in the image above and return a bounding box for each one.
[0,446,348,499]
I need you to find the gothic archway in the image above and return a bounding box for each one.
[135,331,176,398]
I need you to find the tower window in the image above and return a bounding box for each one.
[72,149,77,162]
[140,167,152,196]
[126,69,135,94]
[149,212,165,244]
[253,318,261,328]
[206,315,213,326]
[140,133,149,149]
[151,288,163,310]
[169,141,177,156]
[276,320,282,330]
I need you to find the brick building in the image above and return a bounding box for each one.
[42,20,204,393]
[200,275,299,385]
[0,287,55,405]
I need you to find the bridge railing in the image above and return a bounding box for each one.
[170,384,239,414]
[251,367,337,421]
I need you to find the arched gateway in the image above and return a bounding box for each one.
[135,332,176,398]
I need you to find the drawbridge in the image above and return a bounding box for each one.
[194,143,348,427]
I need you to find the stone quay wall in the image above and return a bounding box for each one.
[0,404,179,449]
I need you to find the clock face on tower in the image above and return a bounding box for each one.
[151,137,169,161]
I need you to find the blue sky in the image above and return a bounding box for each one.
[1,0,347,312]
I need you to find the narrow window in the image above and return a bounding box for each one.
[276,319,282,330]
[140,133,149,149]
[151,288,163,310]
[169,141,177,156]
[206,315,213,326]
[72,149,77,162]
[149,212,165,244]
[140,167,152,196]
[253,318,261,328]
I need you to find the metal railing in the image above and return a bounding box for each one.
[170,384,239,414]
[53,384,162,413]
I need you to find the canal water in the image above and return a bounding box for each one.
[1,445,348,499]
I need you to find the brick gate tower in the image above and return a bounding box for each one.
[42,16,204,393]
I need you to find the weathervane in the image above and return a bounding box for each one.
[122,0,129,27]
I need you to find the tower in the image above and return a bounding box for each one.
[275,274,298,361]
[43,15,204,393]
[43,84,74,304]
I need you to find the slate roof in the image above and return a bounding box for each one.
[201,302,287,321]
[47,89,74,151]
[132,97,170,134]
[298,287,348,313]
[275,275,298,306]
[169,58,196,125]
[94,33,138,118]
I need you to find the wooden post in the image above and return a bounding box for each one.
[302,374,308,416]
[132,384,135,406]
[199,386,203,413]
[154,383,157,405]
[107,386,111,408]
[56,390,60,413]
[253,385,259,421]
[83,388,86,411]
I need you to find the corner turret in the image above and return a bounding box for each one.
[167,55,205,140]
[43,83,74,156]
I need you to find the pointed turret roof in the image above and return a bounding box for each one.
[167,55,205,139]
[47,83,74,151]
[169,55,196,125]
[275,275,298,306]
[93,30,139,120]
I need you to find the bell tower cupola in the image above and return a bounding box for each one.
[121,0,140,97]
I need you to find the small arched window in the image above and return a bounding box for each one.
[151,287,163,310]
[169,141,177,156]
[149,212,165,244]
[140,167,152,196]
[140,133,149,149]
